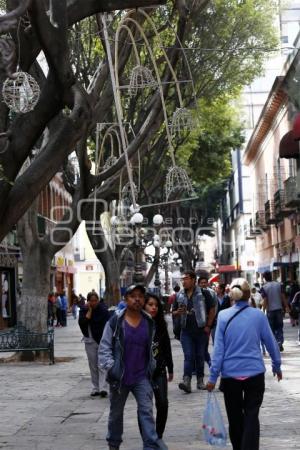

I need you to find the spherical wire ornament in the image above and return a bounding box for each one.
[103,155,118,170]
[129,65,157,97]
[122,181,139,206]
[165,166,195,201]
[170,107,195,136]
[2,71,40,114]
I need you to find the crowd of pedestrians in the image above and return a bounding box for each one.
[70,267,300,450]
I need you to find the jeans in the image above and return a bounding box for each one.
[267,309,284,345]
[107,378,160,449]
[180,328,208,378]
[222,373,265,450]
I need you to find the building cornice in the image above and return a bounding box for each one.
[243,76,287,165]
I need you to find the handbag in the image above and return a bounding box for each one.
[202,392,227,447]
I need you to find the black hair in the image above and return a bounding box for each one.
[87,291,99,302]
[183,270,196,280]
[198,275,209,282]
[144,293,167,335]
[263,271,272,282]
[218,283,226,293]
[174,285,180,292]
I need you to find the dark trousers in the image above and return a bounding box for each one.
[222,373,265,450]
[180,328,208,377]
[61,309,67,326]
[267,309,283,345]
[153,371,168,438]
[56,308,62,326]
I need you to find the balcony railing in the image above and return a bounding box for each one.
[245,218,262,239]
[274,189,293,220]
[255,210,268,231]
[284,176,300,208]
[265,200,276,225]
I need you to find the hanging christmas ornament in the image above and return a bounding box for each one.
[103,155,118,170]
[2,71,40,114]
[170,107,195,136]
[129,65,157,97]
[122,181,138,206]
[165,166,194,201]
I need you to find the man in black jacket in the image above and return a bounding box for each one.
[78,291,110,397]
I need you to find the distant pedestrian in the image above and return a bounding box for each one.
[55,293,62,327]
[144,293,173,443]
[60,290,68,327]
[71,289,79,319]
[172,271,215,393]
[251,287,263,309]
[291,291,300,345]
[261,271,289,351]
[79,292,110,397]
[168,285,180,313]
[78,294,86,308]
[47,292,55,327]
[207,278,282,450]
[99,284,160,450]
[198,275,218,368]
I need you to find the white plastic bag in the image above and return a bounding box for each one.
[202,392,227,447]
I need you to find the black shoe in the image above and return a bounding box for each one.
[100,390,108,398]
[90,391,100,397]
[279,343,284,352]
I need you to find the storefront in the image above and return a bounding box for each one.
[55,256,76,306]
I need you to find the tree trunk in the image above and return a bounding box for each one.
[19,245,51,333]
[102,258,121,307]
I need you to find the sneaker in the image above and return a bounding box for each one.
[157,438,168,450]
[90,391,100,397]
[197,377,207,390]
[99,391,108,398]
[178,376,191,393]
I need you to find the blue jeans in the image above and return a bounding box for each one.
[180,328,208,378]
[107,378,160,449]
[267,309,284,345]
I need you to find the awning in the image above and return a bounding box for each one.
[257,265,270,273]
[209,273,220,284]
[293,113,300,141]
[279,130,299,158]
[217,264,238,273]
[257,262,289,273]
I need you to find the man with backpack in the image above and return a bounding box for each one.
[99,284,160,450]
[172,271,216,392]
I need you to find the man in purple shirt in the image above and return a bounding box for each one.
[99,285,160,450]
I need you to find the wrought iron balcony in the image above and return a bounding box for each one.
[255,210,268,231]
[245,218,261,239]
[274,189,293,220]
[265,200,276,225]
[284,176,300,208]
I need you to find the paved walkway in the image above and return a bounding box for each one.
[0,316,299,450]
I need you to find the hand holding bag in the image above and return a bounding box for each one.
[202,392,227,447]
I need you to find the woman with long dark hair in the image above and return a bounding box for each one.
[144,293,173,445]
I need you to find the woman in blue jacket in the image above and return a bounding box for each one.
[207,278,282,450]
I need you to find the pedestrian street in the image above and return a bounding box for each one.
[0,317,299,450]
